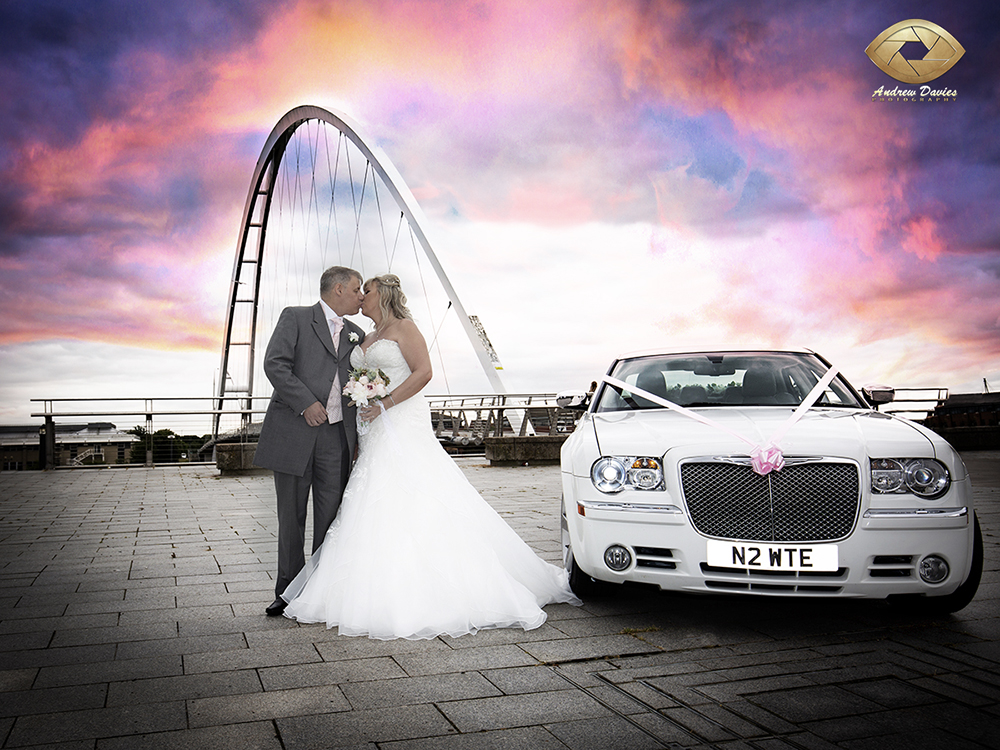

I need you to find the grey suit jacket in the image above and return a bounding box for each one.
[253,303,365,476]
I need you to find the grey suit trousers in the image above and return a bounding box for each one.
[274,420,350,598]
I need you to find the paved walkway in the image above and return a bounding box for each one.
[0,454,997,750]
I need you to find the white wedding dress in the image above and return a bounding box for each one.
[281,338,580,639]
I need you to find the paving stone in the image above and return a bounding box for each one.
[697,697,800,736]
[554,657,622,686]
[380,725,568,750]
[63,594,181,617]
[116,604,235,626]
[182,643,320,674]
[921,671,1000,702]
[2,604,69,620]
[107,668,263,705]
[441,621,569,647]
[177,613,297,638]
[276,703,457,747]
[393,644,540,677]
[519,634,659,662]
[612,680,681,711]
[545,716,665,750]
[0,668,37,692]
[50,621,178,648]
[481,665,576,695]
[188,684,351,727]
[96,721,284,750]
[909,675,996,706]
[116,632,247,660]
[5,701,186,746]
[689,674,819,702]
[748,685,885,723]
[437,689,612,732]
[0,683,108,718]
[627,710,713,747]
[0,631,52,652]
[341,671,502,710]
[259,656,408,690]
[34,654,183,689]
[0,643,117,672]
[659,704,740,743]
[606,652,714,678]
[313,632,453,661]
[836,724,985,750]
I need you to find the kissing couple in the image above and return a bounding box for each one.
[254,266,579,640]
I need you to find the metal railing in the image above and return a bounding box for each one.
[29,396,267,470]
[424,393,582,447]
[27,394,583,469]
[24,387,950,471]
[875,387,949,421]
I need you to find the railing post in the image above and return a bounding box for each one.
[145,399,154,466]
[240,397,253,441]
[42,416,56,470]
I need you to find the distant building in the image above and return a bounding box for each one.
[0,423,138,471]
[922,393,1000,451]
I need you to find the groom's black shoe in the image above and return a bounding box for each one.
[265,597,287,616]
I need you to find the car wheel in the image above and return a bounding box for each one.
[890,513,983,615]
[561,497,612,599]
[569,551,610,598]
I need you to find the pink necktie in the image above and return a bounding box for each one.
[331,317,343,352]
[327,317,344,423]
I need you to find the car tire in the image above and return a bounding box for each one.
[890,513,983,615]
[561,497,614,599]
[568,551,609,598]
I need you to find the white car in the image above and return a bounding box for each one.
[558,349,982,613]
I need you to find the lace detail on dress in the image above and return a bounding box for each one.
[351,338,411,386]
[350,339,429,449]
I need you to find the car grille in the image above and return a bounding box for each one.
[680,460,860,542]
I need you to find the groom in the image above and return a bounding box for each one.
[254,266,366,615]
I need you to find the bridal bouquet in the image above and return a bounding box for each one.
[343,366,390,406]
[343,366,390,433]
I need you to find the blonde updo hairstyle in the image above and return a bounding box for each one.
[366,274,412,323]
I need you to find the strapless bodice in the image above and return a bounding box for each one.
[351,339,411,387]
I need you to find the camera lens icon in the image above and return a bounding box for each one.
[866,19,964,84]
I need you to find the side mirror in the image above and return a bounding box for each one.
[863,385,895,405]
[556,390,590,410]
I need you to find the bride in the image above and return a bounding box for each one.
[280,274,580,639]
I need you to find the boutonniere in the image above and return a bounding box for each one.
[348,332,359,343]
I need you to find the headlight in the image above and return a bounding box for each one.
[591,456,664,494]
[871,458,950,499]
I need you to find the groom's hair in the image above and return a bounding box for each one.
[320,266,362,294]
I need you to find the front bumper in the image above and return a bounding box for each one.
[562,472,976,599]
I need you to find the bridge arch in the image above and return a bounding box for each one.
[214,106,507,438]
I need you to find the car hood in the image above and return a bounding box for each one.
[590,407,938,463]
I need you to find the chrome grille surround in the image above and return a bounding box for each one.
[680,458,860,542]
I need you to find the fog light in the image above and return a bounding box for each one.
[604,545,632,572]
[918,555,949,584]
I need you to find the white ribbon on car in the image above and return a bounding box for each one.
[602,365,840,476]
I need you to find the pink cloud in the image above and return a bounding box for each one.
[1,0,995,396]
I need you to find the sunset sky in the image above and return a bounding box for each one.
[1,0,998,424]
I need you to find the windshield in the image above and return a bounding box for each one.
[594,352,865,412]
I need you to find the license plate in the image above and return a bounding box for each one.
[707,540,839,572]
